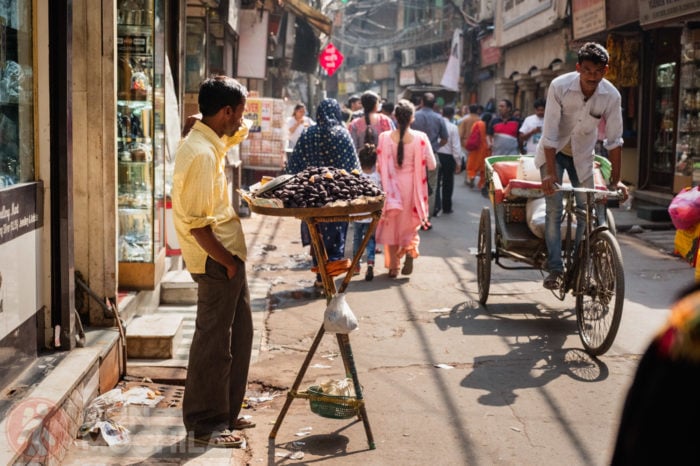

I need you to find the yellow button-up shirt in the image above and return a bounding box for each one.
[171,121,247,273]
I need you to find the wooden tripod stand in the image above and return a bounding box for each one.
[266,205,382,450]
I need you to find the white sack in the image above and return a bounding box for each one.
[526,197,576,240]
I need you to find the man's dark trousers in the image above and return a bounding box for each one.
[436,152,456,213]
[184,256,253,436]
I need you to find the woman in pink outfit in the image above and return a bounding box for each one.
[375,99,437,278]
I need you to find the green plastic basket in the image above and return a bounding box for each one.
[306,385,360,420]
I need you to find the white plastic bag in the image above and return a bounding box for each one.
[323,293,358,334]
[318,378,356,397]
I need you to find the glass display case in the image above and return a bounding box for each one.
[642,28,681,193]
[0,9,34,187]
[675,27,700,192]
[117,0,166,289]
[650,60,677,189]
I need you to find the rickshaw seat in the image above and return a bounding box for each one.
[490,161,519,204]
[490,157,607,204]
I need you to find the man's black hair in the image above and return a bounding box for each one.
[577,42,609,66]
[469,104,479,113]
[421,92,436,108]
[534,98,546,109]
[198,76,248,117]
[347,95,360,107]
[442,106,455,119]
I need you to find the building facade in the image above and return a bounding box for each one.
[476,0,699,201]
[0,0,251,394]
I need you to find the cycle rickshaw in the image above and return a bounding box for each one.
[477,155,624,356]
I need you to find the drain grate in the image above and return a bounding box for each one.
[120,381,185,408]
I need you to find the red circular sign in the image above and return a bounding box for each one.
[5,397,72,461]
[319,43,344,77]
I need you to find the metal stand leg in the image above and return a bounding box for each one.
[269,214,379,450]
[269,323,326,439]
[337,332,375,449]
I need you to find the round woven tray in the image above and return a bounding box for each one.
[248,197,385,218]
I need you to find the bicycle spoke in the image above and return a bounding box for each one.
[576,231,625,356]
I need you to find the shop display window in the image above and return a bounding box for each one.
[652,61,676,176]
[185,18,205,93]
[0,2,33,188]
[185,10,226,94]
[117,0,166,289]
[648,28,682,190]
[676,26,700,190]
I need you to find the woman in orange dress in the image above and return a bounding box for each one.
[465,112,493,192]
[375,99,437,278]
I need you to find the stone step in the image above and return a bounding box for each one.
[161,269,197,305]
[126,313,184,359]
[637,204,671,222]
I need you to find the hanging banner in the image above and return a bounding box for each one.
[480,35,501,68]
[399,69,415,86]
[440,29,462,91]
[572,0,606,39]
[237,10,269,78]
[640,0,700,26]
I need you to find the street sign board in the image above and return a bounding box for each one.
[319,43,344,77]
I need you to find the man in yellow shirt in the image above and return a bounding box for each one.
[171,76,252,448]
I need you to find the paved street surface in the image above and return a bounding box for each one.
[62,176,695,465]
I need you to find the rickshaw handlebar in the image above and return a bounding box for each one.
[554,184,622,200]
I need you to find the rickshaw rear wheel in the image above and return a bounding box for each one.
[477,207,492,305]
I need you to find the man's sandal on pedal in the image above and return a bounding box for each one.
[543,271,563,290]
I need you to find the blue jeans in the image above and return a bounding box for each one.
[352,222,376,265]
[540,153,596,273]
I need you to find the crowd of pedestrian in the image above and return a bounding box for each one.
[180,84,552,287]
[287,51,630,292]
[280,89,540,283]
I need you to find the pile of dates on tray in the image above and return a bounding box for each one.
[257,166,383,208]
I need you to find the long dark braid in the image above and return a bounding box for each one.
[361,91,379,145]
[394,99,415,167]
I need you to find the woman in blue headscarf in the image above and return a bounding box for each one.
[287,98,360,286]
[288,98,359,173]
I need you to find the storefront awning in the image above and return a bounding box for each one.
[281,0,332,36]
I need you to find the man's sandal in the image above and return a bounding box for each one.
[193,429,243,448]
[234,417,256,430]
